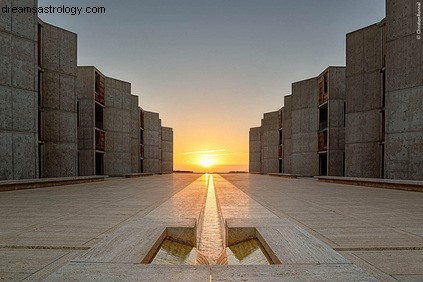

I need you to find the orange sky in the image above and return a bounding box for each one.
[173,118,249,172]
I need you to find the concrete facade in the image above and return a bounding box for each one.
[130,95,140,173]
[1,1,173,179]
[39,21,78,178]
[318,67,346,177]
[248,111,280,174]
[384,0,423,180]
[283,95,293,174]
[345,23,384,178]
[249,127,261,173]
[76,66,105,176]
[261,111,280,173]
[291,78,319,177]
[345,0,423,180]
[143,111,162,173]
[0,0,39,180]
[161,127,173,173]
[104,77,132,176]
[250,67,346,177]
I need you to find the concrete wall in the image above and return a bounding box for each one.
[161,126,173,173]
[291,78,319,176]
[249,127,261,173]
[103,77,132,176]
[260,111,279,173]
[143,111,161,173]
[0,0,39,180]
[283,95,293,174]
[345,24,384,178]
[130,95,140,173]
[40,22,78,178]
[76,66,97,176]
[384,0,423,180]
[326,67,346,176]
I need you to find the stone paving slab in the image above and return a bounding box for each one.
[44,263,210,281]
[221,174,423,280]
[211,265,377,281]
[76,218,197,264]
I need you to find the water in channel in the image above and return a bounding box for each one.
[150,174,272,265]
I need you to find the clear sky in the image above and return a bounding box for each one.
[39,0,385,172]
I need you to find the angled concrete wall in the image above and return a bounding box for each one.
[249,127,261,173]
[0,0,38,180]
[283,95,293,174]
[384,0,423,180]
[103,77,132,176]
[143,111,161,173]
[76,66,98,176]
[161,127,173,173]
[40,22,78,178]
[326,67,346,176]
[130,95,140,173]
[291,78,319,176]
[260,111,279,173]
[345,24,384,178]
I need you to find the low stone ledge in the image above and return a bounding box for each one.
[316,176,423,192]
[124,173,154,178]
[268,173,298,179]
[0,176,107,192]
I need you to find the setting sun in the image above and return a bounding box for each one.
[200,156,215,168]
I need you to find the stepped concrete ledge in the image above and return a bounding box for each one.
[124,173,154,178]
[268,173,298,179]
[316,176,423,192]
[0,176,107,192]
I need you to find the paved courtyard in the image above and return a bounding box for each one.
[0,174,422,281]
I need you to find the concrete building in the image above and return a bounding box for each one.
[283,95,293,174]
[250,67,346,177]
[0,0,173,180]
[291,77,319,177]
[104,77,138,176]
[0,1,79,180]
[143,111,162,173]
[317,67,346,176]
[76,66,106,176]
[1,0,39,180]
[249,127,261,173]
[39,21,78,178]
[161,127,173,173]
[345,0,423,180]
[248,111,280,174]
[261,111,280,173]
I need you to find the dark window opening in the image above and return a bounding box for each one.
[140,159,144,173]
[343,102,346,127]
[323,73,328,94]
[95,72,100,94]
[319,104,328,131]
[95,153,104,175]
[95,103,104,130]
[140,129,144,145]
[279,159,283,174]
[382,70,386,108]
[319,153,328,176]
[279,129,283,145]
[77,100,80,127]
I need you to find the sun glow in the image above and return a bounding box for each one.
[199,156,215,168]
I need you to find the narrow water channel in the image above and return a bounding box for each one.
[197,174,224,264]
[150,174,272,265]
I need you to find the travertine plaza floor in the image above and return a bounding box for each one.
[0,174,422,281]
